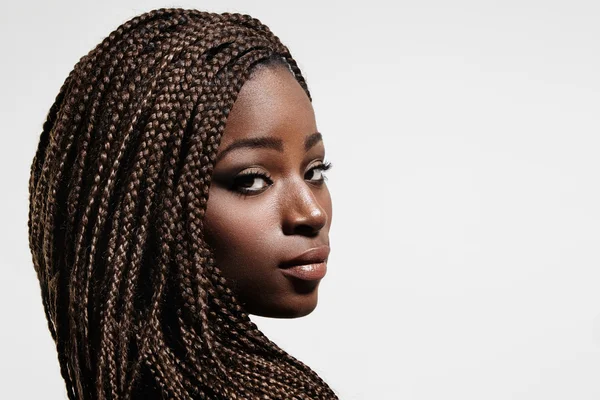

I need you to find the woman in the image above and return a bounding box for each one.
[28,8,337,399]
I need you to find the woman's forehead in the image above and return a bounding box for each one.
[217,65,317,153]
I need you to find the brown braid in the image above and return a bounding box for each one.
[27,8,338,399]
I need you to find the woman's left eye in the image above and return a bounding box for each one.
[305,161,332,183]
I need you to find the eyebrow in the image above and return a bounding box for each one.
[214,131,323,163]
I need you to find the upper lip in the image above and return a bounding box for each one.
[280,245,330,268]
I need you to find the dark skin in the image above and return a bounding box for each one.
[203,64,333,318]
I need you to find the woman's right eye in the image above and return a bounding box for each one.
[231,171,273,196]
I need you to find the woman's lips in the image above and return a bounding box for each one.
[280,261,327,281]
[279,245,330,281]
[280,245,330,267]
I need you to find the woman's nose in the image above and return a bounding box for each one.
[281,178,328,236]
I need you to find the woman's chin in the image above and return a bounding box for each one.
[249,291,319,319]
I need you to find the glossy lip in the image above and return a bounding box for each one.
[280,245,330,269]
[280,262,327,281]
[279,245,330,282]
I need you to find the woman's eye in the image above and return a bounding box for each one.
[231,172,272,195]
[305,161,332,183]
[231,161,332,197]
[306,168,324,182]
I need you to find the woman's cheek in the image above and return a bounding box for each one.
[205,196,277,266]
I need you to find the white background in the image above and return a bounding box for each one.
[2,1,599,399]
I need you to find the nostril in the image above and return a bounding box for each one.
[295,225,320,237]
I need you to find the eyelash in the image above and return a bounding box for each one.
[232,160,332,198]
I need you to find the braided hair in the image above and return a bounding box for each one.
[27,8,338,399]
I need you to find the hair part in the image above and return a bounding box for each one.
[28,8,336,399]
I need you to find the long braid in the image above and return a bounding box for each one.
[28,8,339,399]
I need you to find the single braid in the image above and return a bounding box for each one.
[28,8,338,399]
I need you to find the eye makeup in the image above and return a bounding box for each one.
[230,160,332,198]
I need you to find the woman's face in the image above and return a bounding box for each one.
[203,64,332,318]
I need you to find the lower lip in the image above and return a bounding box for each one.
[280,262,327,281]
